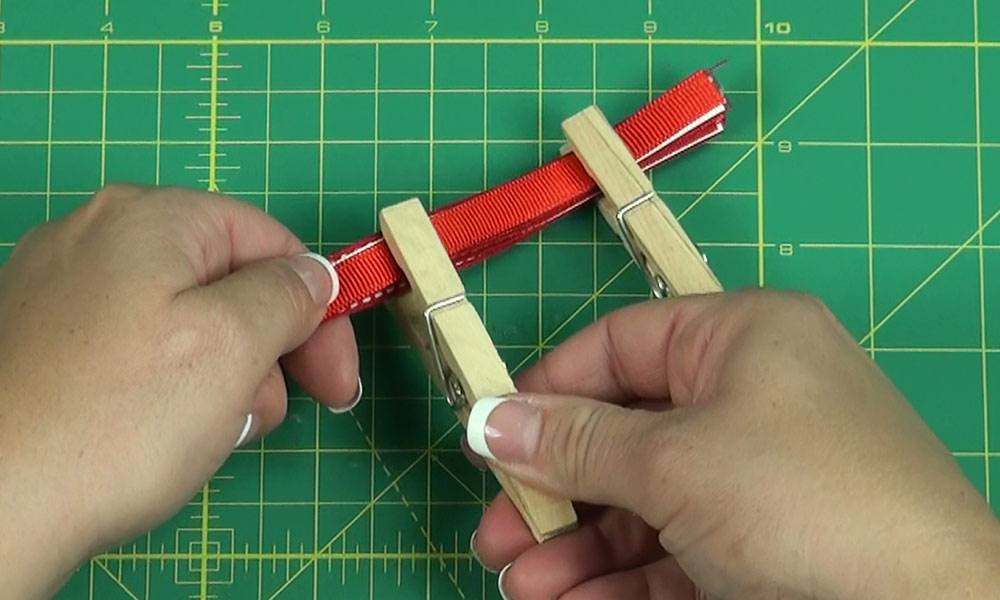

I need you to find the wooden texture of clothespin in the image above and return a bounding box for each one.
[379,198,579,543]
[563,106,723,296]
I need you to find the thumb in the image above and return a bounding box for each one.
[465,393,670,517]
[191,252,339,364]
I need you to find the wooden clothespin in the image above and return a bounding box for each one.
[380,198,578,543]
[563,106,723,296]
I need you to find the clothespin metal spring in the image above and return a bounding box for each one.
[615,190,670,298]
[422,293,469,411]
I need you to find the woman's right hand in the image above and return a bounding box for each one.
[468,291,1000,599]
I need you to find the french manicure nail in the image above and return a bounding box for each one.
[469,530,496,573]
[460,435,488,472]
[292,252,340,306]
[466,397,541,464]
[329,374,363,414]
[235,413,254,448]
[497,563,512,600]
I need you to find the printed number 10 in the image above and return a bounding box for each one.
[764,21,792,35]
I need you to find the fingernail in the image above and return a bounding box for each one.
[469,530,496,573]
[497,563,512,600]
[292,252,340,306]
[235,413,254,448]
[466,397,541,464]
[329,374,363,414]
[460,435,489,471]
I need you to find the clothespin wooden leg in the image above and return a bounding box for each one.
[379,198,579,543]
[563,106,723,296]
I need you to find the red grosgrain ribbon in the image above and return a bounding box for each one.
[324,69,728,319]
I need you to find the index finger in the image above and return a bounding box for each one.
[514,294,726,405]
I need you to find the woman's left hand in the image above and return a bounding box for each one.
[0,185,359,599]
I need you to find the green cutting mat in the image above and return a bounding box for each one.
[1,0,999,598]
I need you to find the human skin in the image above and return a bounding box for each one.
[2,185,999,599]
[468,292,1000,599]
[0,185,360,599]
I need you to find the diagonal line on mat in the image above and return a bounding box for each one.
[343,414,468,598]
[508,260,635,375]
[92,559,142,600]
[858,205,1000,347]
[432,210,1000,502]
[265,449,427,600]
[430,453,486,506]
[523,0,922,360]
[680,0,918,221]
[267,413,467,600]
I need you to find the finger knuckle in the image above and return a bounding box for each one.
[541,405,613,490]
[89,183,139,211]
[271,261,316,315]
[738,289,835,329]
[71,184,144,232]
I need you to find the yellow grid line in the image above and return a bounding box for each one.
[0,138,762,146]
[481,42,490,600]
[97,551,474,560]
[858,205,1000,347]
[429,454,486,506]
[99,37,109,186]
[44,43,53,221]
[155,44,163,186]
[973,0,990,502]
[864,0,875,358]
[264,449,427,600]
[94,559,142,600]
[258,41,270,592]
[370,41,379,600]
[314,36,326,600]
[5,37,1000,47]
[426,34,436,600]
[264,43,272,213]
[681,0,918,223]
[207,35,220,191]
[754,0,764,285]
[596,41,602,325]
[200,30,222,600]
[515,0,922,370]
